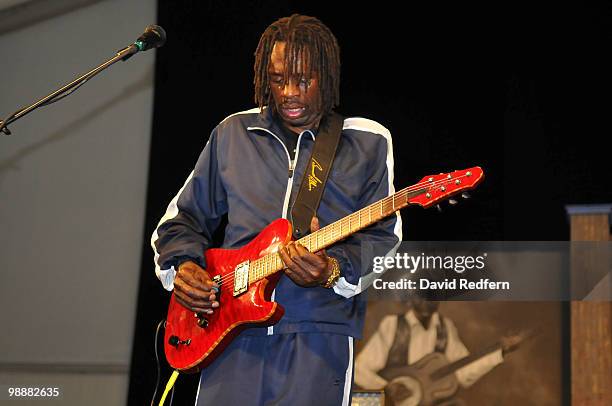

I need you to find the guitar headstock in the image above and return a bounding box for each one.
[408,167,484,208]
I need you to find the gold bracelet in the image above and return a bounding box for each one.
[321,257,341,288]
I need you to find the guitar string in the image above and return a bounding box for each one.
[212,171,478,290]
[213,171,478,292]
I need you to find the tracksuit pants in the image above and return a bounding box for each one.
[195,332,355,406]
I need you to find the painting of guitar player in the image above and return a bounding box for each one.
[354,298,564,405]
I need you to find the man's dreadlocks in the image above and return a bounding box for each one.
[254,14,341,115]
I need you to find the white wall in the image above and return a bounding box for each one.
[0,0,156,403]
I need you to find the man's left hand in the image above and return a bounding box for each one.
[500,329,531,355]
[279,217,333,287]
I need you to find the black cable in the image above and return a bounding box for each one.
[0,76,91,136]
[38,77,91,107]
[150,319,166,406]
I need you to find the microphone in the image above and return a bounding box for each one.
[134,24,167,52]
[118,25,166,61]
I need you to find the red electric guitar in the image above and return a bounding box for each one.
[164,167,484,372]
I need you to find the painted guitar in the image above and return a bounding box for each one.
[164,167,484,373]
[379,328,534,406]
[380,343,501,406]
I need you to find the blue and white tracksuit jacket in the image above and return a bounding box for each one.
[151,107,402,405]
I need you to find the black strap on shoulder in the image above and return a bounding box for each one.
[290,111,343,239]
[435,315,448,354]
[385,314,411,369]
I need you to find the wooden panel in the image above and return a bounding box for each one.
[568,212,612,405]
[571,302,612,405]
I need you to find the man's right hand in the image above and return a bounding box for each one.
[173,261,219,314]
[385,381,413,405]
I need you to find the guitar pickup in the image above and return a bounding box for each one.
[233,260,250,296]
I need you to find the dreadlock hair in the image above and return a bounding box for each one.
[254,14,341,115]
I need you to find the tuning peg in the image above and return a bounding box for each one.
[461,192,470,199]
[436,204,442,212]
[448,198,458,205]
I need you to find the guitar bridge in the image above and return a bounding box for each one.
[233,260,250,296]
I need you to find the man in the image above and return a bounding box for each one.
[355,297,525,405]
[152,14,401,405]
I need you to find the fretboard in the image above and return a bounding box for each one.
[247,184,427,284]
[430,343,501,380]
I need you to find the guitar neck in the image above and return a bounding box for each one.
[247,166,483,285]
[248,184,426,284]
[430,343,501,381]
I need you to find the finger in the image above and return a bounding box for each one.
[287,242,308,267]
[174,290,216,309]
[177,262,219,291]
[175,295,209,313]
[278,246,294,268]
[193,271,219,290]
[193,307,215,315]
[175,279,215,302]
[280,246,306,279]
[310,216,320,232]
[295,243,326,268]
[284,266,308,286]
[178,270,213,291]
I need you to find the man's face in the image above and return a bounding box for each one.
[411,297,440,322]
[268,41,323,133]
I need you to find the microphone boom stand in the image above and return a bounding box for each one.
[0,43,142,136]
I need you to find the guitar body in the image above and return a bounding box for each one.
[381,352,459,406]
[164,218,292,373]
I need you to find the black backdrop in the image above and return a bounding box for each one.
[128,1,612,404]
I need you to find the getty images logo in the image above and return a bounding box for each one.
[372,252,488,274]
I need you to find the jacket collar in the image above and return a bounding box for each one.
[248,107,317,141]
[405,310,441,332]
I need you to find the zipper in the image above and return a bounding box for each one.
[247,127,307,218]
[247,126,309,335]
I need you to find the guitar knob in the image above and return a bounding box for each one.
[168,335,191,346]
[195,313,209,328]
[168,335,180,347]
[436,204,442,212]
[448,198,458,205]
[461,192,470,199]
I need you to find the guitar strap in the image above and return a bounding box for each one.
[290,111,343,239]
[435,316,448,354]
[385,315,411,369]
